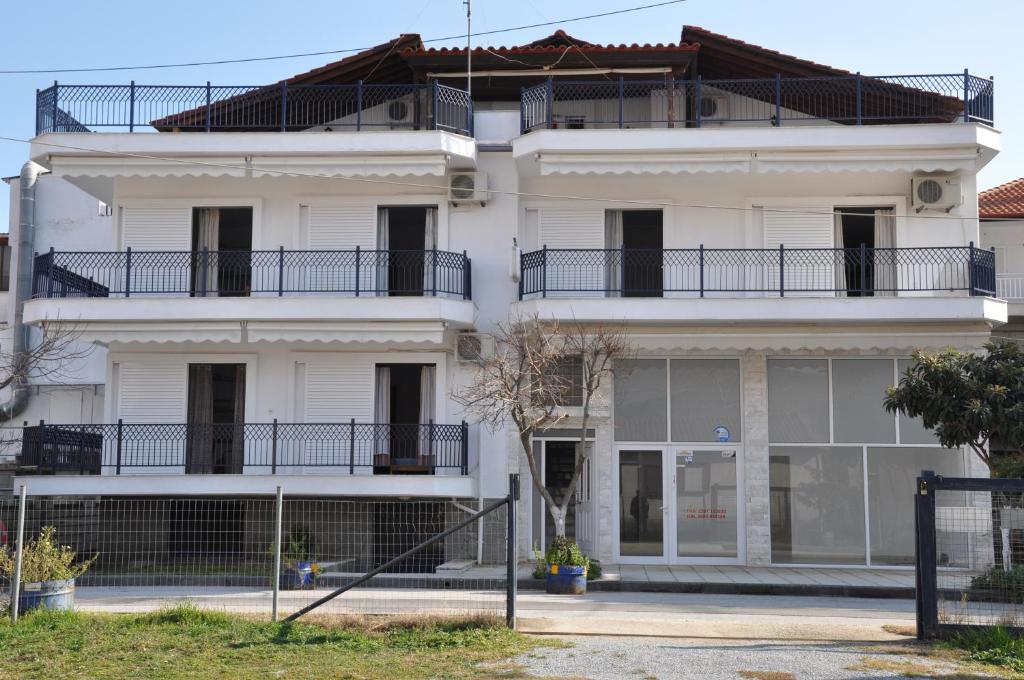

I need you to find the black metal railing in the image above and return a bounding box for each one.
[35,81,474,136]
[19,421,469,476]
[520,72,994,131]
[32,248,472,299]
[519,245,996,299]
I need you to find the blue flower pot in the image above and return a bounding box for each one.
[279,561,316,590]
[19,578,75,613]
[545,565,587,595]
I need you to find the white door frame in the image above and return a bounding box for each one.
[613,443,746,565]
[530,437,594,553]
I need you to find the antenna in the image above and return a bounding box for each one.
[464,0,472,98]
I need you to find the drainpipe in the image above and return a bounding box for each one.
[0,162,43,421]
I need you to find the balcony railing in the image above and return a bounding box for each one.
[19,421,469,476]
[520,72,994,131]
[518,245,996,299]
[35,81,474,136]
[997,274,1024,301]
[32,248,472,300]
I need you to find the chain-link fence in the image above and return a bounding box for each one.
[1,478,518,624]
[916,472,1024,638]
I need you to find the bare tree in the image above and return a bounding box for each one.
[0,319,93,419]
[454,315,633,541]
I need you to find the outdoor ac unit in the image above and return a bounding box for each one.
[449,172,489,206]
[385,97,415,126]
[698,94,729,122]
[456,333,494,362]
[912,176,962,212]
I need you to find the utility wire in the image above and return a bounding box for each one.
[1,134,1008,223]
[0,0,689,75]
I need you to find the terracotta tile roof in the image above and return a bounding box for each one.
[681,25,855,77]
[980,178,1024,219]
[402,31,698,57]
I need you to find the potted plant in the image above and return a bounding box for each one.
[276,524,319,590]
[0,526,96,613]
[543,536,590,595]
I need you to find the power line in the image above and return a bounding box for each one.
[0,0,689,75]
[1,134,1008,223]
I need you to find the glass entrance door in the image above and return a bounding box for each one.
[674,450,740,561]
[618,450,664,558]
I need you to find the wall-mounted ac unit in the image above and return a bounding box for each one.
[912,176,962,212]
[456,333,494,363]
[698,94,729,122]
[449,172,489,206]
[385,97,415,127]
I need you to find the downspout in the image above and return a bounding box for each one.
[0,161,43,421]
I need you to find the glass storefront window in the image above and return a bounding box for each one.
[614,359,667,442]
[832,359,896,443]
[768,359,830,443]
[896,359,940,444]
[670,360,741,443]
[769,446,865,564]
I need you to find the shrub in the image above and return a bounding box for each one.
[970,565,1024,603]
[0,526,96,583]
[587,558,602,579]
[543,536,588,568]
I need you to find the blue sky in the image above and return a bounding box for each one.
[1,0,1021,220]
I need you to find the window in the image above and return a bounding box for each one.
[614,359,667,442]
[832,359,895,443]
[670,359,741,442]
[549,356,584,407]
[767,359,829,443]
[896,359,939,444]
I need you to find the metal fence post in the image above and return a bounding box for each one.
[125,247,132,298]
[463,250,470,300]
[46,247,55,299]
[205,81,212,132]
[431,247,438,297]
[10,484,26,623]
[432,80,439,131]
[354,245,361,297]
[969,241,977,295]
[280,83,288,132]
[271,418,278,474]
[859,242,868,295]
[51,80,58,133]
[779,244,785,297]
[618,76,625,129]
[35,88,41,136]
[545,77,554,128]
[963,69,970,123]
[461,420,469,475]
[855,73,863,125]
[699,244,705,298]
[272,485,283,622]
[428,419,435,472]
[774,74,782,126]
[915,471,939,640]
[349,418,356,474]
[201,246,209,297]
[356,81,363,132]
[278,246,285,297]
[541,245,548,298]
[506,473,519,629]
[128,81,136,133]
[115,418,123,475]
[695,75,702,128]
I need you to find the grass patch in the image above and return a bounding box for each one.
[0,602,543,680]
[945,627,1024,674]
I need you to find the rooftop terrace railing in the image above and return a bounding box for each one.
[20,421,469,476]
[518,245,996,299]
[520,72,994,131]
[35,81,474,136]
[32,248,472,300]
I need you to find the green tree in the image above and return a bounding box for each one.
[884,339,1024,475]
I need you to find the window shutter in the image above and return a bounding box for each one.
[121,207,192,251]
[539,208,606,297]
[301,356,374,422]
[538,208,605,249]
[307,205,376,250]
[763,207,835,296]
[116,361,187,422]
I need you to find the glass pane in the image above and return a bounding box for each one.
[832,359,896,443]
[768,359,829,443]
[897,359,940,444]
[867,447,965,565]
[676,450,738,558]
[670,360,741,443]
[614,359,667,442]
[619,450,664,556]
[769,446,865,564]
[543,441,577,549]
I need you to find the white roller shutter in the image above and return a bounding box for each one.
[121,207,192,251]
[116,361,187,422]
[300,356,374,422]
[539,208,606,297]
[763,206,835,297]
[302,205,377,293]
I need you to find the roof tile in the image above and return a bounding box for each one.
[980,178,1024,219]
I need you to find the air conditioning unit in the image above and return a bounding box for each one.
[385,97,415,127]
[456,333,494,363]
[449,172,489,206]
[912,176,962,212]
[697,94,729,122]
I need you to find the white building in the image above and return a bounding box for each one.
[6,26,1006,569]
[980,178,1024,341]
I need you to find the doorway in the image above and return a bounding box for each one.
[186,363,246,474]
[838,209,875,296]
[378,207,437,296]
[191,207,253,297]
[373,364,436,473]
[621,210,663,297]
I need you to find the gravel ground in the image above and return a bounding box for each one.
[513,636,988,680]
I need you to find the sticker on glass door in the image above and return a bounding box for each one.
[675,450,738,559]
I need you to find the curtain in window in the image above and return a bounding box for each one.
[423,207,438,294]
[229,364,246,473]
[604,210,623,297]
[376,208,389,296]
[374,366,391,460]
[833,211,846,296]
[874,208,897,297]
[194,208,220,296]
[186,364,214,473]
[418,365,436,461]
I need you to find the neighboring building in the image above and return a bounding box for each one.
[7,26,1005,569]
[980,177,1024,341]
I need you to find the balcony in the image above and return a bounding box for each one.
[997,274,1024,303]
[520,73,994,131]
[514,245,1005,329]
[36,82,474,136]
[18,421,469,476]
[26,248,476,345]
